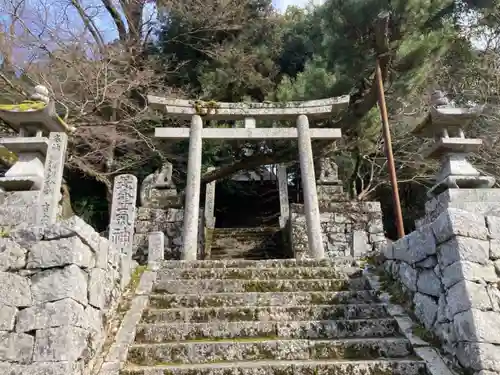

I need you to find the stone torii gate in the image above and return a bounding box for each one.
[148,96,349,261]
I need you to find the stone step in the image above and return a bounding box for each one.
[149,291,380,309]
[208,249,283,261]
[121,359,428,375]
[134,318,401,343]
[153,278,367,294]
[127,337,413,365]
[213,227,280,235]
[160,258,357,269]
[140,304,389,323]
[157,267,361,280]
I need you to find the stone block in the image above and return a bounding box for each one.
[10,226,43,249]
[434,322,456,353]
[456,342,500,371]
[487,215,500,240]
[489,239,500,260]
[447,280,493,317]
[96,237,109,269]
[442,261,497,289]
[415,256,437,269]
[31,264,88,305]
[432,208,488,244]
[398,226,437,264]
[16,298,88,332]
[392,237,409,261]
[399,262,417,292]
[381,242,394,259]
[416,269,441,297]
[52,216,101,251]
[148,232,165,264]
[352,230,370,257]
[368,219,384,233]
[413,292,438,329]
[34,326,90,362]
[167,223,182,238]
[7,362,84,375]
[136,207,165,221]
[165,208,184,222]
[85,305,104,354]
[89,268,107,309]
[0,331,34,363]
[437,293,448,323]
[438,236,490,268]
[0,238,27,271]
[0,303,17,330]
[27,237,94,269]
[85,305,103,334]
[369,233,386,243]
[1,190,39,206]
[454,309,500,344]
[0,205,36,227]
[0,271,32,307]
[487,285,500,312]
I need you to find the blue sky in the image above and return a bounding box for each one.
[274,0,311,10]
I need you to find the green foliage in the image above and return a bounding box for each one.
[274,57,338,101]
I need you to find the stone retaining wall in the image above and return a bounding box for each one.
[382,207,500,374]
[0,191,39,228]
[134,207,205,262]
[290,202,385,259]
[134,207,184,262]
[0,216,125,375]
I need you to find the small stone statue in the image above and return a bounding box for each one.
[140,162,178,208]
[154,162,176,189]
[30,85,50,104]
[430,90,451,108]
[317,157,339,184]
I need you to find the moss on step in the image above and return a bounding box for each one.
[411,323,441,348]
[160,335,279,343]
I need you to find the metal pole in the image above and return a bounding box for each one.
[375,59,405,239]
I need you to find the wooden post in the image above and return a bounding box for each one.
[375,58,405,239]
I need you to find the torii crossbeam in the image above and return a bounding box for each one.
[150,96,349,261]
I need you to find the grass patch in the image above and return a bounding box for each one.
[412,323,441,347]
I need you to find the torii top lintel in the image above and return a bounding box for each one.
[146,95,350,120]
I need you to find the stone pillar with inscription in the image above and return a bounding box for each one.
[204,167,216,229]
[36,132,68,226]
[277,165,289,228]
[0,85,73,228]
[109,174,138,288]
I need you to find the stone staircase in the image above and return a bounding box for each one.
[208,227,287,259]
[120,258,430,375]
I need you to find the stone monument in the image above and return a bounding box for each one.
[0,86,73,228]
[315,156,344,205]
[139,161,180,208]
[413,90,494,197]
[134,162,184,263]
[414,91,499,227]
[0,85,72,191]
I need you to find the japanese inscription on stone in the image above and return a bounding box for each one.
[109,174,138,257]
[204,167,216,228]
[37,132,68,226]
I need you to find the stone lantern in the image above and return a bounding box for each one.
[0,85,72,191]
[413,91,495,197]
